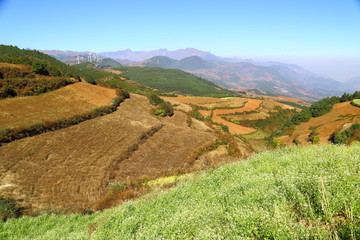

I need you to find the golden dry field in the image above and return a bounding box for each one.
[0,82,116,131]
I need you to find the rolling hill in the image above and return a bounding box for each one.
[42,47,355,101]
[138,55,353,101]
[115,66,235,97]
[1,45,360,240]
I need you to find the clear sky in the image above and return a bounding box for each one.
[1,0,360,82]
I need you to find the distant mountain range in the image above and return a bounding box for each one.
[136,56,354,101]
[345,76,360,90]
[41,48,358,101]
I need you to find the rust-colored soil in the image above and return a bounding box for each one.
[163,96,225,104]
[280,102,360,145]
[197,97,248,109]
[199,110,211,117]
[211,99,263,134]
[212,114,256,134]
[0,82,116,130]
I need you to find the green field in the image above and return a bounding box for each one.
[1,144,359,239]
[116,66,235,97]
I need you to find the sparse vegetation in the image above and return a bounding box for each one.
[308,129,320,144]
[2,144,359,239]
[148,94,174,117]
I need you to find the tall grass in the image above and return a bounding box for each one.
[1,144,359,239]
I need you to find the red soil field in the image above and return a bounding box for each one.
[280,102,360,145]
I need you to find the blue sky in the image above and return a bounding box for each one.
[1,0,360,81]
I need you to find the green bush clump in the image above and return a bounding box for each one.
[149,94,163,106]
[0,199,19,221]
[308,130,320,144]
[147,94,173,117]
[154,102,174,117]
[330,123,360,144]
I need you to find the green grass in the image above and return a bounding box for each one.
[351,99,360,107]
[116,66,235,97]
[1,144,359,239]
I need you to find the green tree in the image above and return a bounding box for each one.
[32,61,49,75]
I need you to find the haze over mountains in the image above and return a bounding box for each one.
[42,48,357,101]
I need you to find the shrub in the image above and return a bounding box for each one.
[155,102,174,117]
[329,123,360,144]
[0,198,19,221]
[308,130,320,144]
[32,60,49,76]
[1,85,17,97]
[149,94,164,106]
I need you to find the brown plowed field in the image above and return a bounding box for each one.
[111,111,217,182]
[0,94,161,212]
[280,102,360,145]
[0,82,116,130]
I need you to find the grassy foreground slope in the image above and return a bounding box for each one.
[1,144,359,239]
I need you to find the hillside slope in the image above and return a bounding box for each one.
[139,55,351,101]
[2,144,359,239]
[0,82,116,131]
[0,94,228,213]
[116,66,234,96]
[279,101,360,145]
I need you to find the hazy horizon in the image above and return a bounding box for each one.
[1,0,360,82]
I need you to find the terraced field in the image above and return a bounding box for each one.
[0,82,116,131]
[279,101,360,145]
[0,94,221,213]
[164,96,297,135]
